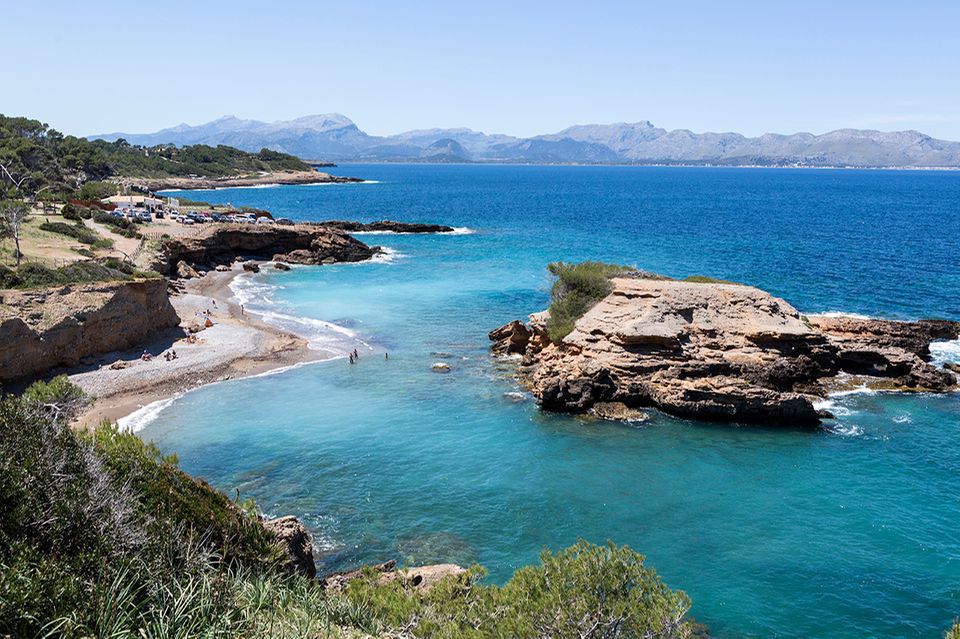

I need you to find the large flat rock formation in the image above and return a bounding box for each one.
[490,277,959,425]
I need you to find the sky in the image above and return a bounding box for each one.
[5,0,960,140]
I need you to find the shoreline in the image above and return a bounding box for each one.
[71,268,331,428]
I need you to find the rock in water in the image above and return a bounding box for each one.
[263,515,316,578]
[152,224,380,276]
[490,276,960,425]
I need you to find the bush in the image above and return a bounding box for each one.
[0,260,134,289]
[39,220,100,245]
[61,203,81,220]
[345,541,699,638]
[546,261,635,343]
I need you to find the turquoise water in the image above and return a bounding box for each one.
[142,165,960,638]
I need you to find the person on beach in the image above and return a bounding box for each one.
[352,348,359,360]
[385,352,389,360]
[348,353,355,364]
[240,304,245,316]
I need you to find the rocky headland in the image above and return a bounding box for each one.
[152,223,382,276]
[113,169,363,192]
[490,276,959,425]
[0,278,179,385]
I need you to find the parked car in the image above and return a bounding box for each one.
[255,217,275,225]
[275,217,293,225]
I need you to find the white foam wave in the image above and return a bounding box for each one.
[304,180,380,186]
[808,311,876,320]
[930,338,960,367]
[118,395,181,432]
[352,226,474,236]
[823,421,864,437]
[357,246,406,265]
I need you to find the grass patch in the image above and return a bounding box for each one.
[546,261,636,343]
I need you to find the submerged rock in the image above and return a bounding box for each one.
[490,276,959,426]
[432,362,452,373]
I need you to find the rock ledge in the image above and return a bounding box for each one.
[490,277,958,425]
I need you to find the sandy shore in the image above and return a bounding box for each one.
[71,267,330,428]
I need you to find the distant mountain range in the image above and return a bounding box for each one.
[91,114,960,167]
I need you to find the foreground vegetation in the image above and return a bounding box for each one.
[0,114,310,199]
[0,378,701,638]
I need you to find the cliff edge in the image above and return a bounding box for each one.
[0,278,180,385]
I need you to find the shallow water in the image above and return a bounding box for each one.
[143,165,960,638]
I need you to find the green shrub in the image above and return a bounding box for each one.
[39,220,100,245]
[61,203,81,220]
[947,620,960,639]
[546,261,635,343]
[0,260,134,289]
[23,375,88,416]
[345,541,699,638]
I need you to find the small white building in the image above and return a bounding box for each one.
[103,195,166,212]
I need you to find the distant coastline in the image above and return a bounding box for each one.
[115,169,363,193]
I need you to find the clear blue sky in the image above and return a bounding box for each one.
[6,0,960,140]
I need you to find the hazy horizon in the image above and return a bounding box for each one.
[6,1,960,140]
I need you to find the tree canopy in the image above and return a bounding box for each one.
[0,114,310,199]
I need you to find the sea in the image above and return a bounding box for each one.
[137,164,960,638]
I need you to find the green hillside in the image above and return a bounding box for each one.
[0,114,310,198]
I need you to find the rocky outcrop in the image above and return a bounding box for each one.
[0,278,179,384]
[491,277,959,425]
[317,220,456,233]
[152,224,381,276]
[320,560,465,592]
[263,515,316,578]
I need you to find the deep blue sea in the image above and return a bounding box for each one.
[140,165,960,638]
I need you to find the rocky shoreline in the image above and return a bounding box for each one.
[113,169,363,192]
[152,223,382,276]
[490,276,959,425]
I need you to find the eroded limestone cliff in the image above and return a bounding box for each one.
[0,278,179,384]
[490,277,959,425]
